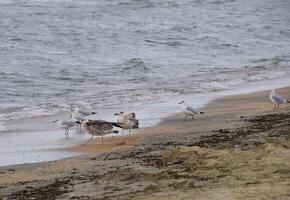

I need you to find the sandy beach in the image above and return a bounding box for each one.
[0,87,290,200]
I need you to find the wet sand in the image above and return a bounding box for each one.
[0,87,290,199]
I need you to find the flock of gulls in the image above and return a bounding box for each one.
[51,89,288,145]
[53,103,140,145]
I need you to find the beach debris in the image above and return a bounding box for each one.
[269,89,289,109]
[178,100,204,121]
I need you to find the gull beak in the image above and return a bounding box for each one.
[114,113,119,116]
[52,120,57,123]
[75,121,81,124]
[91,112,97,115]
[178,100,185,104]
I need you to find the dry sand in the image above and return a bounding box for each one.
[0,87,290,200]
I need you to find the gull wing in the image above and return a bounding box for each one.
[61,121,76,126]
[272,93,287,103]
[186,105,199,114]
[86,120,113,130]
[79,110,91,116]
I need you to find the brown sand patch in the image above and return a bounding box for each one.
[67,134,142,153]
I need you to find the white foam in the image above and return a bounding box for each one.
[0,122,6,131]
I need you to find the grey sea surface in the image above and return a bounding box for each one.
[0,0,290,120]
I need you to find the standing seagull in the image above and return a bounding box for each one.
[178,100,204,121]
[70,104,97,119]
[77,119,122,145]
[269,89,289,109]
[114,112,139,134]
[70,104,97,131]
[53,119,77,136]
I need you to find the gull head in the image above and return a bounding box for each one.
[70,104,79,112]
[114,111,124,116]
[178,100,185,104]
[75,118,85,125]
[129,112,136,118]
[270,89,275,94]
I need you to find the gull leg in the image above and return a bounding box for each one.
[278,104,280,109]
[101,135,104,144]
[65,128,69,136]
[191,115,194,120]
[82,136,94,146]
[184,114,188,121]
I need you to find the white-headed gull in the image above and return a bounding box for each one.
[53,118,78,136]
[178,100,204,121]
[269,89,289,109]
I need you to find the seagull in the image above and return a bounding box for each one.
[269,89,289,109]
[178,100,204,121]
[69,104,97,131]
[114,112,139,134]
[114,112,137,123]
[76,119,122,145]
[53,119,78,136]
[70,104,97,119]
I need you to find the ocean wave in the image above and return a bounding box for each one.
[0,122,6,131]
[91,87,182,106]
[116,58,155,75]
[204,57,287,77]
[145,39,184,47]
[0,103,69,121]
[0,0,290,122]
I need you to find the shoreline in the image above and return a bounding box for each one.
[0,85,288,167]
[1,86,290,199]
[1,83,290,169]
